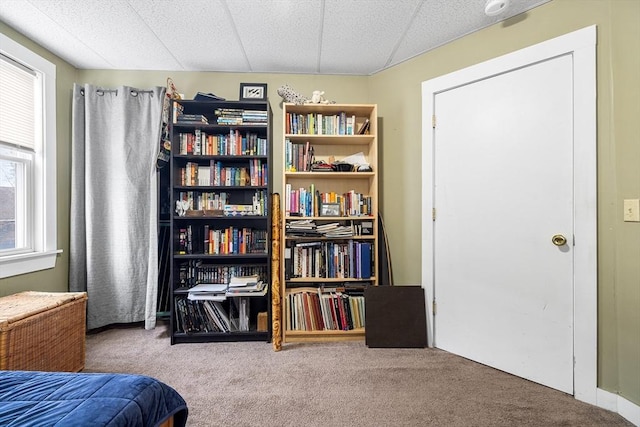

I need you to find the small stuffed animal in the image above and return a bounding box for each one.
[277,84,309,105]
[306,90,330,104]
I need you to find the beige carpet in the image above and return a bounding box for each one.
[84,321,633,427]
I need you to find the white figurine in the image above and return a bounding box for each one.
[175,200,190,217]
[307,90,330,104]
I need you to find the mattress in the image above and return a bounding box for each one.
[0,370,188,426]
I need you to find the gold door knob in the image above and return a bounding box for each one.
[552,234,567,246]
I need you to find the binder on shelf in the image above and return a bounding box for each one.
[360,242,372,279]
[194,92,225,101]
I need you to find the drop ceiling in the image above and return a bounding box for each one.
[0,0,551,75]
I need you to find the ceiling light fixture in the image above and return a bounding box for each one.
[484,0,510,16]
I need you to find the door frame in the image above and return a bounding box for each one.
[421,26,597,404]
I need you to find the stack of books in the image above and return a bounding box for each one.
[315,222,339,234]
[242,109,268,125]
[176,113,208,124]
[314,222,353,238]
[286,219,318,236]
[214,108,267,125]
[223,204,256,216]
[214,108,244,125]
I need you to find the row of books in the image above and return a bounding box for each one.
[285,288,365,331]
[180,159,267,187]
[286,219,373,237]
[178,260,267,288]
[177,189,268,215]
[285,184,373,217]
[174,296,253,334]
[177,225,268,255]
[214,108,268,125]
[285,112,369,136]
[178,130,268,156]
[284,240,373,280]
[177,190,229,212]
[284,139,315,172]
[175,114,208,124]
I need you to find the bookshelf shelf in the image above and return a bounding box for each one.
[173,215,268,220]
[284,215,374,220]
[284,328,365,343]
[278,103,378,344]
[173,186,268,191]
[174,155,269,160]
[284,134,374,145]
[286,277,375,283]
[173,253,270,260]
[169,99,272,344]
[284,172,375,179]
[285,236,375,242]
[172,331,268,344]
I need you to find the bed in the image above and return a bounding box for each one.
[0,370,188,426]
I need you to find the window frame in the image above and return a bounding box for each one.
[0,32,59,278]
[0,146,34,254]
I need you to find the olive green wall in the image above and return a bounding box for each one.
[369,0,639,406]
[0,21,76,297]
[1,0,637,408]
[73,71,370,195]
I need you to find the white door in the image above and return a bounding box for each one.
[433,54,574,393]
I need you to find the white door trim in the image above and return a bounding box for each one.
[421,25,597,404]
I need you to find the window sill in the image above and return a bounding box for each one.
[0,250,63,279]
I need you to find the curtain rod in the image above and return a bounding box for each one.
[79,88,155,97]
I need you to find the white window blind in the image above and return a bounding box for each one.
[0,53,36,150]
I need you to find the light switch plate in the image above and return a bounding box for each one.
[623,199,640,222]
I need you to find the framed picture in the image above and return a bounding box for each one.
[321,203,341,217]
[239,83,267,101]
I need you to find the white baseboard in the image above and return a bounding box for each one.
[597,388,640,426]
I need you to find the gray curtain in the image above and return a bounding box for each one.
[70,83,165,330]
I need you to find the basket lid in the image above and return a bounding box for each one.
[0,291,87,328]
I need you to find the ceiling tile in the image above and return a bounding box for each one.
[129,0,249,72]
[320,0,422,75]
[226,0,323,74]
[23,0,184,70]
[0,0,111,68]
[390,0,551,69]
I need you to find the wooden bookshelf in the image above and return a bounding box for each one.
[279,103,378,344]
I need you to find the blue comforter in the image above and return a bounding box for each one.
[0,370,188,426]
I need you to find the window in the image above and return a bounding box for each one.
[0,33,59,278]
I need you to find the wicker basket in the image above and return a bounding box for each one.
[0,291,87,372]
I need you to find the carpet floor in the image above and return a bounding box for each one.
[84,321,634,427]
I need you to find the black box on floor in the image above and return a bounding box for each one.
[364,286,427,348]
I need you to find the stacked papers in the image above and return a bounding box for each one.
[229,274,260,287]
[188,283,227,301]
[227,275,268,296]
[188,276,268,301]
